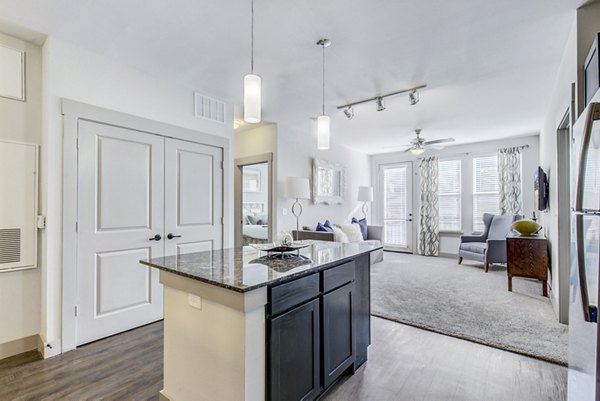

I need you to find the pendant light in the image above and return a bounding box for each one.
[244,0,261,123]
[317,38,331,150]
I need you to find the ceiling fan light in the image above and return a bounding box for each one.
[410,147,425,155]
[243,73,262,123]
[317,115,330,150]
[409,89,419,106]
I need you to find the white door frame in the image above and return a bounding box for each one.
[61,99,230,353]
[234,153,274,247]
[377,161,414,253]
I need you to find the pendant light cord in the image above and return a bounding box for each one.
[322,44,325,115]
[251,0,254,73]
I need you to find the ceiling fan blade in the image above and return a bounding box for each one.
[404,147,415,153]
[424,138,455,145]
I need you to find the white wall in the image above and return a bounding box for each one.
[276,124,371,236]
[371,135,540,255]
[539,2,600,323]
[0,32,42,346]
[40,36,233,355]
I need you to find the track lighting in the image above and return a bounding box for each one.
[408,89,419,106]
[343,106,354,120]
[337,84,426,118]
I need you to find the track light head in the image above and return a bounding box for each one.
[409,89,419,105]
[376,97,386,112]
[343,106,354,120]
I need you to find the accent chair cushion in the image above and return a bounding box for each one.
[352,217,368,240]
[488,215,514,240]
[460,242,487,255]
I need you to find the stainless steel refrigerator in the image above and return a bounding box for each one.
[569,100,600,401]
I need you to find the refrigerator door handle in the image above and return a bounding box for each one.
[574,102,600,323]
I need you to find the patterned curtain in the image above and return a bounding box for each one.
[498,147,522,215]
[417,156,439,256]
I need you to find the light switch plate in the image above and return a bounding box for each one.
[188,294,202,310]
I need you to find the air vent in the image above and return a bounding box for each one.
[194,92,225,123]
[0,228,21,264]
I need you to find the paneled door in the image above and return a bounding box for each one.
[379,162,413,252]
[76,121,165,345]
[164,138,223,256]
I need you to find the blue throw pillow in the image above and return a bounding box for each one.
[316,221,334,233]
[352,217,368,240]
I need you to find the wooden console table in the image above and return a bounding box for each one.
[506,235,548,297]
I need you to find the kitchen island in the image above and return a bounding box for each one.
[140,241,382,401]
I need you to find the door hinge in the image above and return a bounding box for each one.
[75,222,79,232]
[74,306,78,317]
[76,137,80,149]
[220,161,225,170]
[221,217,224,225]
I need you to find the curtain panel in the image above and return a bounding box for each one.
[417,156,439,256]
[498,147,522,215]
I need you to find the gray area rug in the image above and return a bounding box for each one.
[371,252,568,365]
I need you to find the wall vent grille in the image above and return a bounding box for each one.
[0,228,21,264]
[194,92,225,124]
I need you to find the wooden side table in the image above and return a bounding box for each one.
[506,235,549,297]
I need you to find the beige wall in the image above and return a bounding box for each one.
[0,32,42,346]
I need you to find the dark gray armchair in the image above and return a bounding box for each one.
[458,213,522,272]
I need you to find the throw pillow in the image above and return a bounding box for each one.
[332,226,349,243]
[324,220,334,232]
[316,220,334,233]
[316,222,329,232]
[352,217,368,240]
[247,215,258,225]
[338,224,364,243]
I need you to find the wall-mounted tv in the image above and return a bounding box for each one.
[534,166,549,211]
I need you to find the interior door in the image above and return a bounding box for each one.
[164,138,223,257]
[379,162,413,252]
[76,121,165,345]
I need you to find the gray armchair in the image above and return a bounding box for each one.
[458,213,522,272]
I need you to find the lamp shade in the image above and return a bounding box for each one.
[243,73,261,123]
[285,177,311,199]
[317,115,330,150]
[357,186,373,202]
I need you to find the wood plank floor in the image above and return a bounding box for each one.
[0,317,566,401]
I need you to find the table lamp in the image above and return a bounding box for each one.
[285,177,311,240]
[357,186,373,219]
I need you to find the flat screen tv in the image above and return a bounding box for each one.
[534,166,549,211]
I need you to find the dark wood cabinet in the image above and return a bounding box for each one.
[506,235,549,296]
[267,255,372,401]
[268,298,320,401]
[322,282,354,388]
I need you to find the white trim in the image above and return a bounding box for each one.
[61,99,230,352]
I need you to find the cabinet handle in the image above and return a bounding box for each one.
[167,233,182,240]
[149,234,162,241]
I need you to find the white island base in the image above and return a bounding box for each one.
[158,271,267,401]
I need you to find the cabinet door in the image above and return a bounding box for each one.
[269,298,320,401]
[353,253,371,368]
[322,282,354,388]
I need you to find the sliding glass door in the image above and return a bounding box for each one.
[379,162,413,252]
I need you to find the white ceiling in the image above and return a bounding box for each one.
[0,0,584,154]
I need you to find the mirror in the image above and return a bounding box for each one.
[241,163,271,245]
[312,158,345,204]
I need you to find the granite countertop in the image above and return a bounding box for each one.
[140,241,382,293]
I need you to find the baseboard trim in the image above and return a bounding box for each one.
[0,334,42,361]
[159,390,172,401]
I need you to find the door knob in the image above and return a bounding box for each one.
[149,234,162,241]
[167,233,182,240]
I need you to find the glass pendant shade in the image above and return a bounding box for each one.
[244,73,262,123]
[410,147,425,155]
[317,115,330,150]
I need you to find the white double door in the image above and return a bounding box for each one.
[76,121,223,345]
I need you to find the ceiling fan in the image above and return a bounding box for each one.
[386,129,455,155]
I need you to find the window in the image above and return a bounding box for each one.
[438,159,461,231]
[473,155,499,232]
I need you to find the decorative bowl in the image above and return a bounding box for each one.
[511,219,542,236]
